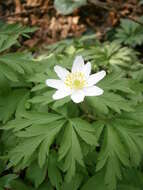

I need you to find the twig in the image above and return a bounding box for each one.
[123,15,143,26]
[88,0,117,11]
[88,0,143,26]
[0,6,53,19]
[14,0,23,13]
[1,0,143,27]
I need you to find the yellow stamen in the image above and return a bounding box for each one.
[65,72,86,90]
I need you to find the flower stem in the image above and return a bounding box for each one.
[80,101,95,121]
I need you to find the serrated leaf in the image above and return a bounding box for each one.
[71,118,98,146]
[95,114,143,190]
[26,161,47,188]
[48,151,62,190]
[0,89,28,123]
[87,91,133,115]
[61,173,83,190]
[0,63,18,82]
[7,119,65,169]
[58,122,84,182]
[81,171,106,190]
[58,118,98,182]
[115,18,143,46]
[121,103,143,124]
[117,168,143,190]
[98,71,134,93]
[96,122,130,190]
[29,90,54,105]
[113,118,143,166]
[0,22,37,52]
[4,111,63,132]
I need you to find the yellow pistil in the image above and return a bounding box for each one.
[65,72,86,90]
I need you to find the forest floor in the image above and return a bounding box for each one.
[0,0,143,48]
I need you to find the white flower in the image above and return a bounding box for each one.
[46,56,106,103]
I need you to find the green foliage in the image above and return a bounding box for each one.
[81,171,107,190]
[58,118,97,182]
[117,169,143,190]
[54,0,87,15]
[95,117,143,190]
[115,18,143,46]
[81,169,143,190]
[0,21,37,52]
[80,41,139,71]
[45,38,139,71]
[0,89,29,123]
[0,174,18,189]
[9,179,35,190]
[5,113,65,168]
[48,151,62,189]
[0,52,36,82]
[0,22,143,190]
[26,161,47,188]
[139,0,143,5]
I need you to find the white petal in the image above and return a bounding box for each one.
[72,56,84,73]
[46,79,65,89]
[71,90,85,103]
[84,86,103,96]
[54,65,69,80]
[88,70,106,86]
[53,89,71,100]
[82,62,91,78]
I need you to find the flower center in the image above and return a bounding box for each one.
[65,72,86,90]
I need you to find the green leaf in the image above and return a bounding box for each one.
[54,0,87,15]
[98,71,134,94]
[81,171,107,190]
[0,22,37,52]
[121,103,143,124]
[0,52,35,82]
[0,63,18,82]
[80,41,137,70]
[48,151,62,190]
[52,97,70,108]
[95,115,143,190]
[71,118,98,146]
[9,179,34,190]
[0,52,34,74]
[117,168,143,190]
[58,119,97,182]
[7,119,65,169]
[61,173,83,190]
[115,18,143,46]
[58,122,84,182]
[4,111,63,132]
[87,91,133,114]
[26,161,47,188]
[0,89,28,123]
[0,174,18,188]
[96,122,130,190]
[139,0,143,5]
[29,90,54,105]
[113,118,143,166]
[38,182,54,190]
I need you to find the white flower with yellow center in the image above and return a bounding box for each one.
[46,56,106,103]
